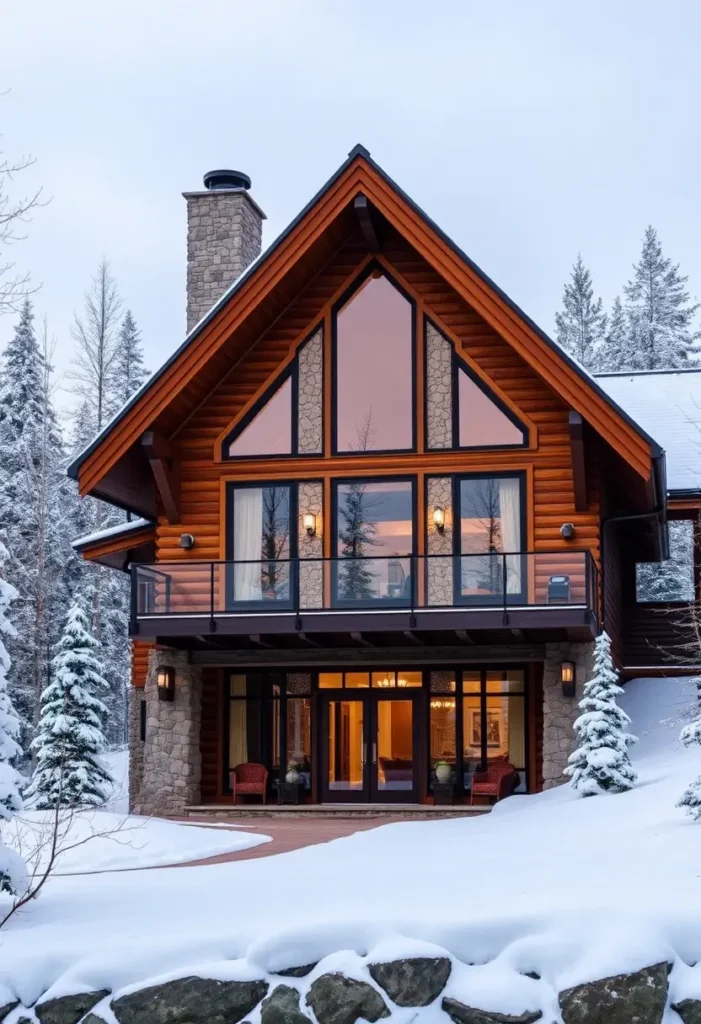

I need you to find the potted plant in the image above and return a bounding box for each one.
[285,760,301,784]
[434,760,453,784]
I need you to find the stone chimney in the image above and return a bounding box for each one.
[183,169,266,333]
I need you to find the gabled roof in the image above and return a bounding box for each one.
[68,144,663,496]
[596,369,701,494]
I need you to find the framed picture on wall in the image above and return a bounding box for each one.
[469,709,503,749]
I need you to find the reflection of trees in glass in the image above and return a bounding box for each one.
[462,478,502,594]
[261,487,289,597]
[338,415,379,600]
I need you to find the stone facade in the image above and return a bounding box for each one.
[298,481,324,609]
[542,640,595,789]
[297,329,323,455]
[427,477,453,605]
[128,688,145,811]
[426,322,453,449]
[131,648,203,815]
[184,188,264,333]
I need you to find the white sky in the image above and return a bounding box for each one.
[2,0,701,412]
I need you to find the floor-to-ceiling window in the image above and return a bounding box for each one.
[228,483,294,607]
[457,474,525,603]
[333,478,415,605]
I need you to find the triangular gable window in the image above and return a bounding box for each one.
[457,364,526,448]
[223,326,323,460]
[226,376,293,458]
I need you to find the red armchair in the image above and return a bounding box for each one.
[230,762,268,805]
[470,758,516,805]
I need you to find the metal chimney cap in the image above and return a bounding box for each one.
[203,169,252,191]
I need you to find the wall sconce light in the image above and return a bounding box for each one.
[303,513,317,537]
[560,522,575,540]
[180,533,195,550]
[561,661,576,697]
[157,665,175,702]
[433,507,445,533]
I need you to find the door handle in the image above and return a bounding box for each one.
[362,742,367,766]
[372,742,377,764]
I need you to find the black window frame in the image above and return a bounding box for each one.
[423,317,528,452]
[221,324,323,461]
[331,262,417,457]
[331,474,417,609]
[452,470,528,606]
[225,480,298,611]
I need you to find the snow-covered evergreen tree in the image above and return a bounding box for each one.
[636,520,695,603]
[624,226,700,370]
[0,300,67,744]
[565,631,638,796]
[112,310,148,414]
[0,539,27,897]
[678,678,701,819]
[555,254,607,370]
[26,596,111,809]
[597,296,628,372]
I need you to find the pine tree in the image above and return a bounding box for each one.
[26,597,111,809]
[0,300,66,744]
[112,310,148,415]
[338,481,378,599]
[624,226,700,370]
[677,679,701,819]
[565,631,638,796]
[555,254,607,370]
[598,296,628,372]
[69,259,122,433]
[0,539,27,897]
[636,520,694,603]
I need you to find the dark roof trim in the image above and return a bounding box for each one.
[669,488,701,499]
[67,142,663,480]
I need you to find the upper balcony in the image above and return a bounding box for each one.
[130,551,599,648]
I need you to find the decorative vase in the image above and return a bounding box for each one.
[435,763,452,784]
[285,769,300,784]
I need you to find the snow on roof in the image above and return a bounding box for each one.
[595,368,701,492]
[71,517,154,551]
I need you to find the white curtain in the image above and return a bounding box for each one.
[498,477,522,595]
[234,488,263,600]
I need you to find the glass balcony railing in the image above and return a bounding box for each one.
[131,551,599,623]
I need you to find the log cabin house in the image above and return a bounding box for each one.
[68,147,701,815]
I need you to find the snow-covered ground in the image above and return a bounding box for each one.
[100,748,129,814]
[4,810,270,875]
[1,676,701,1017]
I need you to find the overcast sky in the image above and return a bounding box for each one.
[2,0,701,413]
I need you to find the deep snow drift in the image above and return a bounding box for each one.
[1,676,700,1019]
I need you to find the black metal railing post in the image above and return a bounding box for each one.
[129,563,139,635]
[585,552,591,623]
[409,554,416,628]
[209,562,216,632]
[502,553,509,625]
[294,555,302,631]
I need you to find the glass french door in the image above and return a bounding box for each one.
[321,692,418,803]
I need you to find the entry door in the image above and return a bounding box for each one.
[322,695,370,802]
[321,693,419,803]
[370,694,418,803]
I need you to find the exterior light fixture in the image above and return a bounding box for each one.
[433,507,445,533]
[180,533,195,550]
[560,522,575,540]
[561,661,576,698]
[303,513,317,537]
[157,665,175,702]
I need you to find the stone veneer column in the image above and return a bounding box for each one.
[298,481,323,609]
[132,648,203,816]
[183,187,265,333]
[297,328,323,455]
[542,640,595,789]
[427,477,453,605]
[128,688,145,811]
[426,322,453,449]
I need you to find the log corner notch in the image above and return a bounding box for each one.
[569,410,587,512]
[354,193,381,253]
[141,430,181,524]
